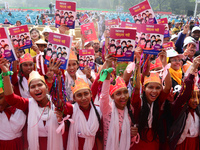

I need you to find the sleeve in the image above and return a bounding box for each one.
[171,73,195,119]
[131,93,141,123]
[91,74,102,101]
[175,32,186,54]
[5,93,29,112]
[99,80,111,116]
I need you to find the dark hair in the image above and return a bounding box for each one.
[138,90,160,142]
[121,41,127,45]
[115,46,122,55]
[144,40,152,48]
[109,44,116,48]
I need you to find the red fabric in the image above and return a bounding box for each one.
[62,102,100,150]
[12,71,22,97]
[39,137,47,150]
[175,137,199,150]
[0,137,23,150]
[4,106,16,120]
[131,129,159,150]
[91,74,102,101]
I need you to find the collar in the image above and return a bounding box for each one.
[3,106,16,120]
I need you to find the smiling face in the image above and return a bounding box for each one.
[67,60,78,78]
[111,87,129,110]
[170,56,182,71]
[74,89,92,110]
[21,62,34,77]
[29,79,48,102]
[30,30,39,41]
[144,82,162,104]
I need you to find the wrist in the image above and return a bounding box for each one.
[2,71,13,76]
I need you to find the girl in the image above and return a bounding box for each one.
[1,58,63,150]
[99,55,139,150]
[169,56,200,150]
[56,78,102,150]
[0,76,26,150]
[131,49,172,150]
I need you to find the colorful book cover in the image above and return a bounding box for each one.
[105,19,119,30]
[109,27,136,62]
[79,49,95,70]
[135,24,165,55]
[0,27,17,62]
[45,32,73,70]
[81,22,97,42]
[116,62,128,76]
[9,25,32,50]
[55,1,76,29]
[129,0,157,24]
[79,14,90,25]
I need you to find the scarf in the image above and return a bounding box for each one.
[106,102,131,150]
[169,67,182,85]
[18,76,30,98]
[27,95,63,150]
[67,102,99,150]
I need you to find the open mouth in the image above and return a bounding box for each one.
[35,92,42,97]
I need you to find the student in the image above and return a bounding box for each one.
[1,57,63,150]
[99,55,139,150]
[0,75,26,150]
[169,56,200,150]
[56,78,102,150]
[131,48,172,150]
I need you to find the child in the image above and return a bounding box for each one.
[56,78,102,150]
[99,55,139,150]
[169,56,200,150]
[1,58,63,150]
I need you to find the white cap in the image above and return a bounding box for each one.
[167,49,184,59]
[170,34,178,41]
[42,28,53,34]
[192,26,200,33]
[183,36,197,48]
[35,39,47,45]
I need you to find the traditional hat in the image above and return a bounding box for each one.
[35,39,47,45]
[144,72,162,86]
[28,71,45,86]
[69,50,77,61]
[109,77,126,95]
[71,78,90,94]
[150,57,162,71]
[20,53,33,64]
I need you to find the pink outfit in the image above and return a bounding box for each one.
[100,80,135,149]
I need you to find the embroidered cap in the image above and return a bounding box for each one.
[71,78,90,94]
[109,77,127,96]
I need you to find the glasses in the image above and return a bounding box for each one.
[170,59,182,63]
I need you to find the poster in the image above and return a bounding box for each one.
[79,14,90,25]
[55,1,76,29]
[0,28,17,62]
[45,32,73,70]
[162,41,174,51]
[109,27,136,62]
[9,25,32,50]
[157,18,170,38]
[129,0,157,24]
[81,22,97,42]
[116,62,128,76]
[79,49,95,70]
[139,24,165,55]
[105,19,119,30]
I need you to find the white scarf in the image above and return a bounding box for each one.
[27,96,63,150]
[106,102,131,150]
[65,71,75,101]
[67,102,99,150]
[18,76,30,98]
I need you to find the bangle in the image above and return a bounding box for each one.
[2,71,13,76]
[88,76,92,80]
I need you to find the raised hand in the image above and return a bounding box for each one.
[59,24,69,34]
[0,58,10,73]
[158,49,167,67]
